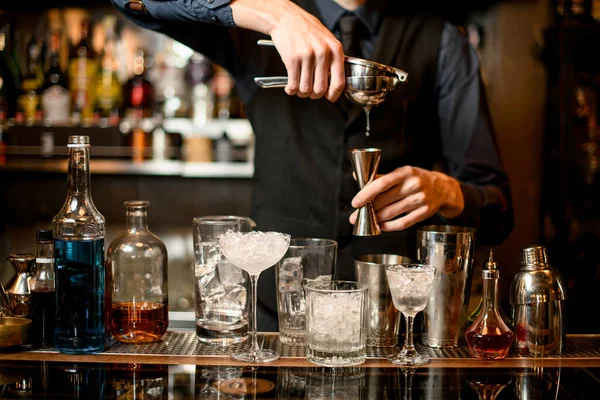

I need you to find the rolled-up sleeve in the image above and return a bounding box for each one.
[436,23,514,245]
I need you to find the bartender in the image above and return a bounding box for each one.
[112,0,514,331]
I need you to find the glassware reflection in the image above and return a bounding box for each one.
[514,366,561,400]
[467,374,512,400]
[401,368,416,400]
[305,367,366,399]
[276,367,307,399]
[195,366,275,399]
[109,363,168,400]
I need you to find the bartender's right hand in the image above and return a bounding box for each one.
[231,0,346,101]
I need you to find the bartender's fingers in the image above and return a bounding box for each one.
[380,206,432,232]
[310,44,331,99]
[351,167,415,208]
[297,50,316,98]
[326,41,345,102]
[375,192,423,223]
[284,53,301,96]
[371,177,423,212]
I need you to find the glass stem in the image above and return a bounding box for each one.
[404,314,415,352]
[249,273,260,355]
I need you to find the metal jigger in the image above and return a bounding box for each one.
[349,148,382,236]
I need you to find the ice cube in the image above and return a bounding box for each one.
[200,273,226,304]
[279,256,303,292]
[225,285,247,311]
[218,259,245,288]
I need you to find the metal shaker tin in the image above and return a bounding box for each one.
[510,246,566,355]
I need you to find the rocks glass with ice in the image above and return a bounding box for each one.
[305,281,368,367]
[193,216,254,345]
[385,264,436,366]
[276,238,337,345]
[218,230,290,363]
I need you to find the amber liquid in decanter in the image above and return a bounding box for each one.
[109,301,168,343]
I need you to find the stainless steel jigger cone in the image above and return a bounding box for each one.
[350,148,382,236]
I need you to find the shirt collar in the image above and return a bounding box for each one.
[315,0,386,36]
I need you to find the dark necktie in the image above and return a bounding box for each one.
[338,13,363,58]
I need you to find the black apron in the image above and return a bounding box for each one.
[242,1,444,331]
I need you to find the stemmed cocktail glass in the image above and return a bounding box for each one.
[218,230,290,363]
[385,263,436,366]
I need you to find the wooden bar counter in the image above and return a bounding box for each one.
[0,331,599,398]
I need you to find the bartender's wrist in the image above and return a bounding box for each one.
[231,0,291,35]
[437,173,465,219]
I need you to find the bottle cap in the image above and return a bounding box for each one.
[68,135,90,147]
[36,229,53,241]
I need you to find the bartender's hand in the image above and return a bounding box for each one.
[349,167,465,231]
[231,0,346,101]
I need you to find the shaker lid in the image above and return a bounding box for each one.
[520,245,549,269]
[511,246,567,304]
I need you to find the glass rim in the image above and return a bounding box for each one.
[124,200,149,209]
[304,280,367,293]
[355,254,412,266]
[385,263,436,273]
[193,215,256,226]
[288,238,338,249]
[417,225,477,235]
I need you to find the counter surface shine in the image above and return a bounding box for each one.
[0,332,599,398]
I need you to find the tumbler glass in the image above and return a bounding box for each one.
[276,238,337,345]
[305,280,367,367]
[193,216,254,345]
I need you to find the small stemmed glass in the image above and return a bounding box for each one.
[219,230,290,363]
[385,263,436,366]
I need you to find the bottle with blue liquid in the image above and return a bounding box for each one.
[52,135,106,354]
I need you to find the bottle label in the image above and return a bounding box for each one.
[69,58,97,121]
[42,85,70,125]
[18,91,40,122]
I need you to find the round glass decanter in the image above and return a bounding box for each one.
[106,201,168,343]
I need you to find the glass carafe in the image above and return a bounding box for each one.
[106,201,168,343]
[193,216,255,345]
[53,135,106,354]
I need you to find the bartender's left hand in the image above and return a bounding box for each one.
[349,166,465,231]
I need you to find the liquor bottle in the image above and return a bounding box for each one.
[16,35,44,125]
[465,250,514,360]
[106,201,168,343]
[122,49,154,120]
[30,229,56,349]
[186,53,214,126]
[69,18,98,126]
[154,39,190,118]
[52,135,106,354]
[41,30,70,126]
[95,15,121,127]
[0,15,21,119]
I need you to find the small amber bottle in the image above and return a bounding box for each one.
[465,250,514,360]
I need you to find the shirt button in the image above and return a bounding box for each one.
[211,16,217,22]
[207,0,214,3]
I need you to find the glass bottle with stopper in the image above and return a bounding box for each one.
[465,249,514,360]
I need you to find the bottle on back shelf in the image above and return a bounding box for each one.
[122,49,154,120]
[69,18,98,126]
[95,15,121,127]
[52,135,106,354]
[30,229,56,349]
[41,29,70,126]
[16,35,44,125]
[0,15,21,120]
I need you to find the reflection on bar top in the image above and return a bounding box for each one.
[0,159,254,179]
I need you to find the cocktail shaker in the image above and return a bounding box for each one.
[510,245,566,355]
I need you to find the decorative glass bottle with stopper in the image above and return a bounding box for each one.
[465,249,514,359]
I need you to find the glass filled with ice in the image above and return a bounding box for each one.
[276,238,337,345]
[385,263,436,365]
[305,280,368,367]
[193,216,255,345]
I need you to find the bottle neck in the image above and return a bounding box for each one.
[482,276,499,311]
[36,240,54,260]
[67,146,91,197]
[126,209,148,232]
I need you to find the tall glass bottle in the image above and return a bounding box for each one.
[465,250,514,360]
[0,15,21,119]
[41,30,70,126]
[53,135,106,354]
[106,201,168,343]
[69,18,97,126]
[95,15,121,126]
[122,49,154,120]
[30,229,56,349]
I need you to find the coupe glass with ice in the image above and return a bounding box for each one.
[218,230,290,363]
[385,264,436,366]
